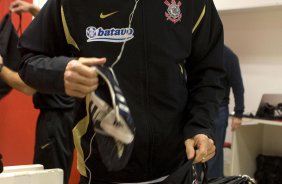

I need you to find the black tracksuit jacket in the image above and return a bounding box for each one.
[18,0,225,182]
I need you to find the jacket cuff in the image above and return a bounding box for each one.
[183,124,215,141]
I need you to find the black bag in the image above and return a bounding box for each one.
[0,12,22,99]
[201,163,255,184]
[162,160,195,184]
[254,154,282,184]
[257,103,282,120]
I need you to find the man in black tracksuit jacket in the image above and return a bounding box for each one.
[18,0,225,183]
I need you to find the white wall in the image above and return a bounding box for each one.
[217,5,282,114]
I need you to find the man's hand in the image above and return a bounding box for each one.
[10,0,40,16]
[0,55,3,74]
[64,57,106,98]
[185,134,216,163]
[0,55,3,65]
[231,116,242,131]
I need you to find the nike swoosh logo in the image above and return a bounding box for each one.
[100,11,119,19]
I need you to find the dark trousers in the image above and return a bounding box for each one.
[33,109,75,184]
[207,106,229,178]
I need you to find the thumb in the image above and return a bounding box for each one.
[78,57,106,66]
[185,139,196,160]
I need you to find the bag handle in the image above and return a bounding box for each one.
[17,13,22,34]
[201,162,209,184]
[8,11,23,35]
[191,162,208,184]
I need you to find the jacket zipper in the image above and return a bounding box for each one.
[179,63,188,83]
[141,0,153,178]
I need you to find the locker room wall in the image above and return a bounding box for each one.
[0,1,79,184]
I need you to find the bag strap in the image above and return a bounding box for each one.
[8,11,22,35]
[17,13,22,35]
[201,162,208,184]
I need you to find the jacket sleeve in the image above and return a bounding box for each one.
[226,48,245,118]
[184,0,225,140]
[18,0,73,94]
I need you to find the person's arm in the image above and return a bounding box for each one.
[18,0,104,97]
[18,0,72,94]
[10,0,40,16]
[0,55,35,95]
[225,46,245,131]
[184,0,225,163]
[230,52,244,118]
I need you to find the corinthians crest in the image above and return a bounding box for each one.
[164,0,182,24]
